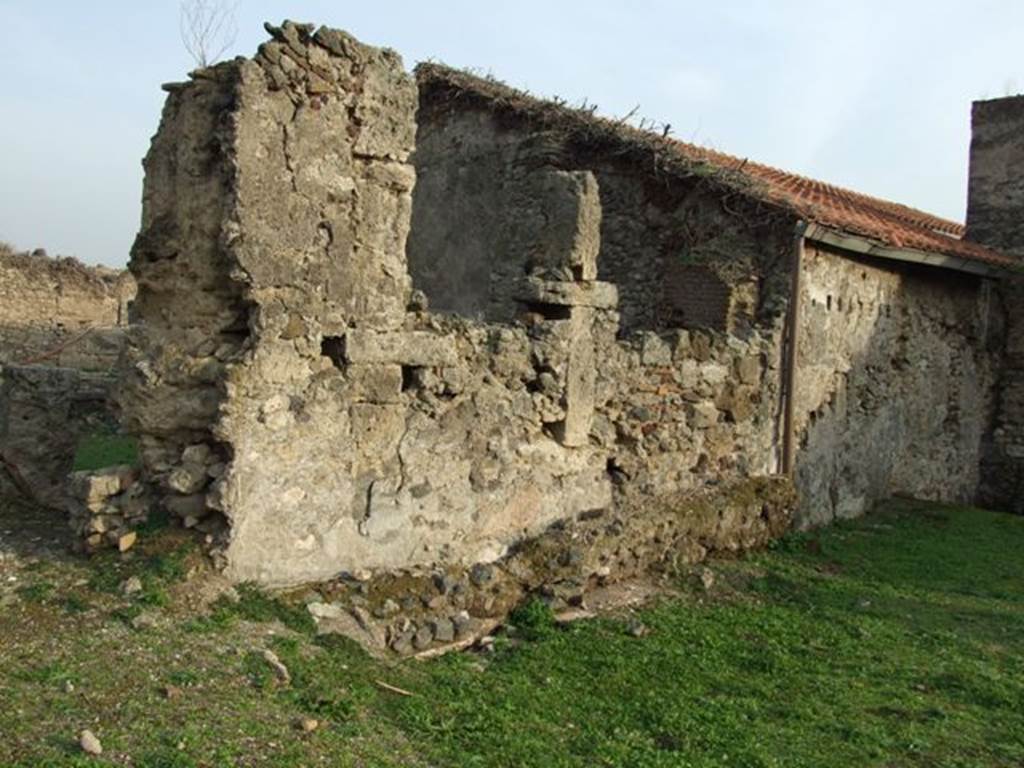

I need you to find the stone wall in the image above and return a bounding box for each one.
[966,94,1024,512]
[408,100,790,336]
[967,95,1024,251]
[121,21,1017,593]
[121,22,799,587]
[794,244,1000,524]
[0,246,135,370]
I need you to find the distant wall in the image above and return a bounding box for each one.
[0,246,135,370]
[794,244,999,524]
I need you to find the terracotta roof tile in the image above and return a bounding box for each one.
[670,143,1014,268]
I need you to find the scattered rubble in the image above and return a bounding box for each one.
[78,729,102,756]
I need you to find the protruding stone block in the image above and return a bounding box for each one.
[348,364,403,403]
[513,278,618,309]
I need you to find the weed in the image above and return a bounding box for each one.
[230,584,317,635]
[16,582,54,603]
[508,596,556,639]
[61,594,90,614]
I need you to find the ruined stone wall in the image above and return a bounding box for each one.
[594,325,781,512]
[122,23,797,588]
[967,95,1024,512]
[978,281,1024,511]
[0,246,135,370]
[118,54,258,543]
[408,103,791,335]
[794,244,999,524]
[405,93,792,537]
[966,95,1024,251]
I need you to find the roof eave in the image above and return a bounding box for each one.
[803,222,1010,278]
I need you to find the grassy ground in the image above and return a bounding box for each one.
[1,499,1022,767]
[72,432,138,473]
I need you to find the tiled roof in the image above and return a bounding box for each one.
[417,64,1017,272]
[668,143,1015,269]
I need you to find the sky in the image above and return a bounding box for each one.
[0,1,1021,268]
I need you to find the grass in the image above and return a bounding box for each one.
[72,431,138,472]
[1,499,1023,766]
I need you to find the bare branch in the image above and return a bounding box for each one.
[179,0,238,68]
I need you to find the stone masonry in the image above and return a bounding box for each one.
[795,245,999,523]
[0,365,111,509]
[120,22,797,587]
[118,21,1018,598]
[969,95,1024,511]
[0,247,135,517]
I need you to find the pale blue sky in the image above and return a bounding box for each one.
[1,1,1021,267]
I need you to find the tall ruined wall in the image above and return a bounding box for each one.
[0,246,135,370]
[967,95,1024,512]
[794,244,999,524]
[118,57,251,545]
[408,101,793,336]
[123,22,795,587]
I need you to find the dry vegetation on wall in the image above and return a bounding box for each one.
[415,64,771,204]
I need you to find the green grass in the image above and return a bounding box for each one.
[188,583,318,636]
[72,431,138,471]
[2,500,1023,766]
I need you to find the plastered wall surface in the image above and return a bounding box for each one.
[795,245,998,524]
[408,104,787,335]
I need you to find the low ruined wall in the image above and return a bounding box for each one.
[312,476,796,654]
[794,244,999,524]
[0,246,135,370]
